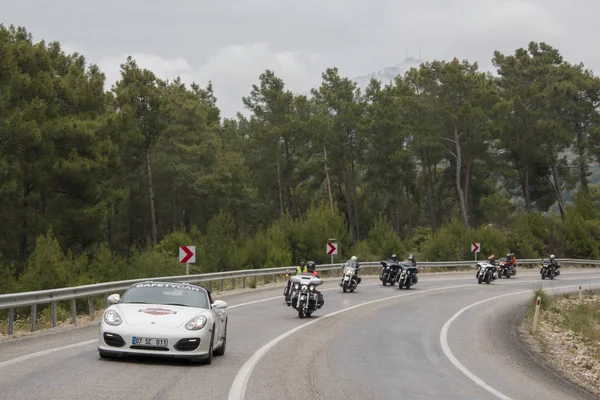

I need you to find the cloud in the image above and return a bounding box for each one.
[98,43,323,119]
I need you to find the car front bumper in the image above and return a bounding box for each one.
[98,322,213,359]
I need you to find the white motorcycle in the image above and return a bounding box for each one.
[339,259,360,292]
[476,262,498,284]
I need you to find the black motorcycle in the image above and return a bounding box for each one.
[397,262,418,289]
[540,260,560,280]
[380,260,400,286]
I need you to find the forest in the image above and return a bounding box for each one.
[1,24,600,295]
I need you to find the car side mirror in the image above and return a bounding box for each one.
[107,294,120,305]
[212,300,228,310]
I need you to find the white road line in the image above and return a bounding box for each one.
[0,339,98,369]
[227,283,475,400]
[1,271,597,371]
[439,282,599,400]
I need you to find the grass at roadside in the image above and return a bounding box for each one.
[523,284,600,395]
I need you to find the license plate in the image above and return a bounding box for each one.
[132,336,168,346]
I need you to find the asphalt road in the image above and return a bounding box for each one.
[0,269,599,400]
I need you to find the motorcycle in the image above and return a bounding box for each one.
[379,260,400,286]
[476,262,497,284]
[289,273,324,318]
[397,262,418,289]
[340,259,360,292]
[496,258,513,279]
[540,260,560,280]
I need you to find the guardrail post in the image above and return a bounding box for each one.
[88,296,94,320]
[51,301,57,328]
[242,277,246,288]
[220,279,224,292]
[209,281,213,292]
[273,274,276,283]
[31,304,37,332]
[8,307,14,336]
[104,293,108,308]
[71,299,77,324]
[231,278,235,290]
[263,275,267,285]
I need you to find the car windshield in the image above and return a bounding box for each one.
[120,283,209,308]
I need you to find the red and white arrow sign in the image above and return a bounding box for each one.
[326,242,338,255]
[179,246,196,263]
[471,243,480,253]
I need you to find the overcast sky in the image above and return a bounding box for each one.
[2,0,599,118]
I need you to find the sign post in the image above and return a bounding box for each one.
[532,296,541,333]
[327,238,338,265]
[471,242,480,262]
[179,246,196,275]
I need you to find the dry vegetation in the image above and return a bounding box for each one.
[524,286,600,396]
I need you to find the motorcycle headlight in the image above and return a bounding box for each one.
[185,315,207,331]
[294,283,300,289]
[301,285,308,291]
[103,310,122,326]
[309,285,314,291]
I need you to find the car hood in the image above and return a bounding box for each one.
[114,303,209,328]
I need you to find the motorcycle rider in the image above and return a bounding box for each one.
[505,253,516,274]
[349,255,362,283]
[408,254,417,267]
[304,261,324,308]
[296,261,307,275]
[391,254,398,262]
[546,254,561,274]
[488,254,499,279]
[407,254,418,282]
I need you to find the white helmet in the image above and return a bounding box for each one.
[550,254,555,260]
[351,256,357,261]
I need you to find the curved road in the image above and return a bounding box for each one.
[0,269,599,400]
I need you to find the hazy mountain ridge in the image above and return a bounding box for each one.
[352,56,425,89]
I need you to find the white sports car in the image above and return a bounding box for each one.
[98,281,228,364]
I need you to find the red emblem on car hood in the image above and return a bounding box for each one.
[138,308,178,315]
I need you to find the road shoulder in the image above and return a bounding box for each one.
[513,291,599,399]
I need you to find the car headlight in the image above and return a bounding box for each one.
[185,315,207,330]
[104,310,122,326]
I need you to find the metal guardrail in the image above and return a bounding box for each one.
[0,258,598,336]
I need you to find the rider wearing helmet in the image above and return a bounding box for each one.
[305,261,324,308]
[391,254,398,262]
[487,254,499,278]
[548,254,560,273]
[407,254,419,281]
[350,255,362,283]
[408,254,417,267]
